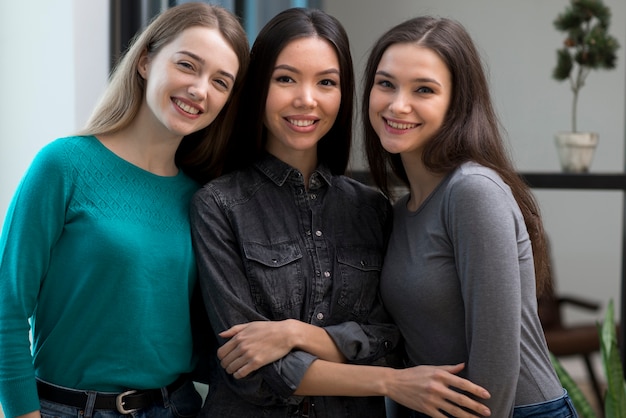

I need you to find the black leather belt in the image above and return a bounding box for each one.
[36,376,186,414]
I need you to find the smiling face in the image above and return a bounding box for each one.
[138,26,240,138]
[368,42,452,158]
[263,36,341,165]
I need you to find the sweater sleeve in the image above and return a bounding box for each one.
[0,140,70,417]
[189,186,313,406]
[447,173,525,418]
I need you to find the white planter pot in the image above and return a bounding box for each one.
[554,132,599,173]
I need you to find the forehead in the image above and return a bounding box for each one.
[158,26,239,71]
[378,43,449,78]
[275,36,339,68]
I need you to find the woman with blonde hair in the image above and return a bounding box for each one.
[0,3,248,418]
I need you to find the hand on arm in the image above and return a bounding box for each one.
[218,319,346,378]
[294,361,491,418]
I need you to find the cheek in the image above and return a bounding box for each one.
[368,95,381,125]
[327,94,341,119]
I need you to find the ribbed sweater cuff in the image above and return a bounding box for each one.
[0,376,40,418]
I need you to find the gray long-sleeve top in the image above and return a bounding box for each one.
[380,162,563,417]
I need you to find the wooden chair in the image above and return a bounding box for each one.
[538,289,605,406]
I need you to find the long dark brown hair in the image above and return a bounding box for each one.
[223,8,355,175]
[362,16,550,295]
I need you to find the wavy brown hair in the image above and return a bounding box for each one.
[362,16,550,295]
[79,2,249,184]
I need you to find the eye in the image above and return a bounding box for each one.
[416,86,434,94]
[375,79,394,89]
[275,75,294,83]
[319,78,338,87]
[177,61,195,71]
[214,78,231,92]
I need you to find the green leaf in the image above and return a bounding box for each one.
[599,299,626,417]
[550,352,598,418]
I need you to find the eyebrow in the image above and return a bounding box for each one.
[179,50,236,82]
[375,70,441,86]
[274,64,340,77]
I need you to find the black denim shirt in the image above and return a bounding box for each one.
[190,154,399,417]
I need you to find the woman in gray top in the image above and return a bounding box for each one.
[363,16,576,418]
[190,8,491,418]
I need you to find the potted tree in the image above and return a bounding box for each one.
[552,0,619,173]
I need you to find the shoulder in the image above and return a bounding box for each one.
[28,136,87,171]
[192,166,259,207]
[34,136,98,164]
[446,162,512,203]
[443,163,522,225]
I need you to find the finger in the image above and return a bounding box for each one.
[445,394,491,417]
[222,353,247,374]
[217,339,237,360]
[440,400,491,418]
[447,376,490,399]
[439,363,465,374]
[219,324,245,338]
[234,363,253,378]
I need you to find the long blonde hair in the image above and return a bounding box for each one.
[79,2,249,184]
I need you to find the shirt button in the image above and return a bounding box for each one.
[315,230,322,237]
[323,271,331,278]
[310,194,317,200]
[316,312,324,320]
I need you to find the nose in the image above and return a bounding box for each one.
[187,79,209,100]
[388,91,411,115]
[294,85,317,109]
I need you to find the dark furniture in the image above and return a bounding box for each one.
[521,172,626,379]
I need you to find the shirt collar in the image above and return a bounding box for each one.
[255,153,333,188]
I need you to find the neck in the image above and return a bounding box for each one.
[96,122,182,177]
[401,153,445,211]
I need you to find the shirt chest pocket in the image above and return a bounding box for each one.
[336,247,383,319]
[242,240,304,319]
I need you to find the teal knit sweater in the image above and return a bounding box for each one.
[0,136,200,417]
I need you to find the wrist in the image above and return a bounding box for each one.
[378,366,395,397]
[284,318,304,350]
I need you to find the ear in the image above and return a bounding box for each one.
[137,49,150,79]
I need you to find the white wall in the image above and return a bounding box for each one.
[0,4,108,414]
[325,0,626,325]
[0,0,109,219]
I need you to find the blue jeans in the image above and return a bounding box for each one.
[386,389,577,418]
[512,390,578,418]
[39,380,202,418]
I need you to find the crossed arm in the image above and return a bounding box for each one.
[218,320,492,418]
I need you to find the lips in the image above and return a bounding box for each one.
[287,118,317,127]
[173,98,201,115]
[384,117,417,130]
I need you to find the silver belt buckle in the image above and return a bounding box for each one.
[116,390,140,414]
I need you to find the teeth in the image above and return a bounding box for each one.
[386,119,417,130]
[288,119,315,127]
[174,99,200,115]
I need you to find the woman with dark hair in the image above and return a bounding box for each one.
[0,3,249,418]
[363,16,576,417]
[190,8,491,418]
